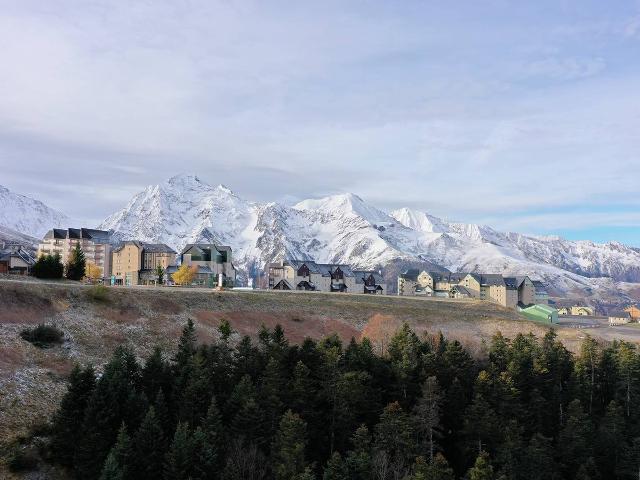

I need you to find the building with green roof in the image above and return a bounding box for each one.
[520,304,558,324]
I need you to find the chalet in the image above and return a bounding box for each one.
[353,270,386,295]
[0,245,35,275]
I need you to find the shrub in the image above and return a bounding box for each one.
[87,284,109,302]
[20,324,64,348]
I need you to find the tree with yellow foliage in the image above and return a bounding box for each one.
[172,264,197,286]
[84,262,103,284]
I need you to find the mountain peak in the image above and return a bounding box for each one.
[165,173,210,189]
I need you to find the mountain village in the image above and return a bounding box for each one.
[1,176,640,326]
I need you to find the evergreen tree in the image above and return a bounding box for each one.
[388,322,424,401]
[272,410,309,480]
[346,425,372,480]
[99,423,131,480]
[190,426,218,480]
[596,401,625,475]
[131,407,167,480]
[409,454,454,480]
[559,400,594,476]
[521,433,556,480]
[467,451,494,480]
[156,264,165,284]
[75,348,140,479]
[374,401,414,479]
[51,364,96,465]
[323,451,348,480]
[164,422,193,480]
[65,243,86,280]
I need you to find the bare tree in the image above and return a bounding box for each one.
[223,438,268,480]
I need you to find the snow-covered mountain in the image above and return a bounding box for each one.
[0,184,72,239]
[99,174,640,299]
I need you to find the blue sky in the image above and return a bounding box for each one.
[0,1,638,245]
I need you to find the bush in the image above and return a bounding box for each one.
[8,448,38,472]
[20,324,64,348]
[32,253,64,279]
[87,284,109,302]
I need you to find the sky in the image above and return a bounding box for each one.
[0,1,639,246]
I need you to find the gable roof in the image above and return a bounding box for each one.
[400,268,420,281]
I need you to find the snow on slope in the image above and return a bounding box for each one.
[0,184,72,238]
[99,174,640,296]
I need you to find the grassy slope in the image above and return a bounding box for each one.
[0,280,604,476]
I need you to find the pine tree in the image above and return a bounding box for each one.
[190,426,218,480]
[374,401,414,479]
[467,451,494,480]
[346,425,372,480]
[559,400,593,476]
[51,364,96,465]
[596,401,625,475]
[99,423,131,480]
[156,264,165,284]
[201,395,223,472]
[65,243,86,280]
[323,451,348,480]
[521,433,556,480]
[409,454,454,480]
[388,322,423,401]
[75,348,140,479]
[272,410,309,480]
[131,407,166,480]
[164,422,193,480]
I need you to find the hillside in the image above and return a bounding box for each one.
[0,280,537,453]
[2,278,639,471]
[98,174,640,301]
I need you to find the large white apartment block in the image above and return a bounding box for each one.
[38,228,114,279]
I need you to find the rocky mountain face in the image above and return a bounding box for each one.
[0,184,71,244]
[99,174,640,299]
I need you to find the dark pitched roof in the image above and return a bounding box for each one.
[451,285,472,295]
[609,310,631,318]
[353,270,384,284]
[143,243,177,254]
[399,268,420,281]
[503,277,519,290]
[480,274,505,287]
[288,259,323,274]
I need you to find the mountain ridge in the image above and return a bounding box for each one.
[97,174,640,300]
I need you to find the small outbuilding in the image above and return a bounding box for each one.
[609,310,632,326]
[520,304,558,324]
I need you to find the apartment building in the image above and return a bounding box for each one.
[169,244,236,287]
[38,228,113,280]
[111,241,177,285]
